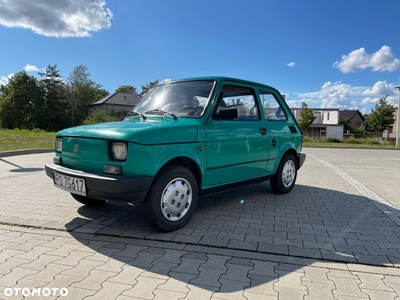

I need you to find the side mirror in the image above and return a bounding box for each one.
[219,107,238,120]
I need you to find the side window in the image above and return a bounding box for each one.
[259,90,287,121]
[213,85,260,121]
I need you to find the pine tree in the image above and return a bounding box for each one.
[367,95,395,132]
[298,102,316,129]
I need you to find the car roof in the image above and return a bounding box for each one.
[160,76,280,93]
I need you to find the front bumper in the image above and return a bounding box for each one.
[45,163,154,204]
[298,153,306,169]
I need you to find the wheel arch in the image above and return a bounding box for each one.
[280,147,300,169]
[156,156,202,191]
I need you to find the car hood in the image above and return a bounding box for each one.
[57,117,200,145]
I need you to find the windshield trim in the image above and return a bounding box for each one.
[132,80,217,119]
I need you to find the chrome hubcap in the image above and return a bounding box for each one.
[282,160,296,188]
[160,177,192,221]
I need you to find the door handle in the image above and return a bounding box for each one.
[259,128,267,134]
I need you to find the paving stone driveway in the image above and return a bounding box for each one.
[1,147,400,299]
[1,225,400,300]
[1,148,400,268]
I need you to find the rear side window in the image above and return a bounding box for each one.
[259,89,287,121]
[213,85,260,121]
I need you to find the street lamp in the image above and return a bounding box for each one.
[395,86,400,148]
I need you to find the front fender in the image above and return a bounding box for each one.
[152,145,205,175]
[128,142,205,179]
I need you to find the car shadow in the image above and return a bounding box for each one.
[0,158,44,172]
[64,182,400,292]
[9,167,44,172]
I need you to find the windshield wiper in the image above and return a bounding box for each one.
[145,109,177,120]
[126,111,147,120]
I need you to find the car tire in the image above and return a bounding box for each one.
[70,193,106,205]
[270,153,297,194]
[143,164,198,232]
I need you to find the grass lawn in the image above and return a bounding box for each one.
[0,129,55,152]
[303,136,397,149]
[0,128,398,152]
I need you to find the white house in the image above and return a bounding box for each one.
[291,108,344,140]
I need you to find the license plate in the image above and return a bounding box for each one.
[53,172,87,196]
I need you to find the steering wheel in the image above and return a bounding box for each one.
[181,105,197,110]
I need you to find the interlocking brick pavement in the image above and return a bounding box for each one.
[1,148,400,298]
[2,150,400,267]
[0,225,398,299]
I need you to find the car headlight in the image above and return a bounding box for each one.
[111,142,127,161]
[55,138,62,152]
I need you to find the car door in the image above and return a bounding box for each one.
[205,84,270,187]
[258,88,298,173]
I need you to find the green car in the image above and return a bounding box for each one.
[45,77,305,232]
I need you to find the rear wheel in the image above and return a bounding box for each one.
[270,153,297,194]
[143,164,198,232]
[70,193,106,206]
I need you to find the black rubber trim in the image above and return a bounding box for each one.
[44,163,154,204]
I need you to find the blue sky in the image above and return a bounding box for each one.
[1,0,400,114]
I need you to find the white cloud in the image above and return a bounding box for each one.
[293,80,399,113]
[23,64,39,72]
[287,62,296,67]
[361,97,380,106]
[0,76,8,85]
[0,0,113,37]
[361,107,369,115]
[362,81,395,96]
[333,45,400,73]
[285,100,299,108]
[0,73,14,85]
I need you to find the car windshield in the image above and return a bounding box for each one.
[132,80,215,118]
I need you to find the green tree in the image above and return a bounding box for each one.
[115,85,137,94]
[93,88,109,100]
[140,80,159,96]
[0,71,44,129]
[38,64,69,131]
[83,110,115,125]
[354,125,367,138]
[67,65,109,126]
[339,118,352,133]
[367,95,395,132]
[298,102,316,129]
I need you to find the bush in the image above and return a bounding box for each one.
[31,128,46,133]
[303,135,394,146]
[345,137,362,144]
[303,136,342,143]
[326,138,342,143]
[83,111,116,125]
[12,128,31,135]
[347,137,390,145]
[354,125,367,138]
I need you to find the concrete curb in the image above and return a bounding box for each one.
[1,147,397,158]
[0,148,54,158]
[303,146,400,150]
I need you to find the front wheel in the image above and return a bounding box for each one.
[270,153,297,194]
[70,193,106,206]
[143,165,198,232]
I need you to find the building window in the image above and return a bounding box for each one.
[327,113,330,120]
